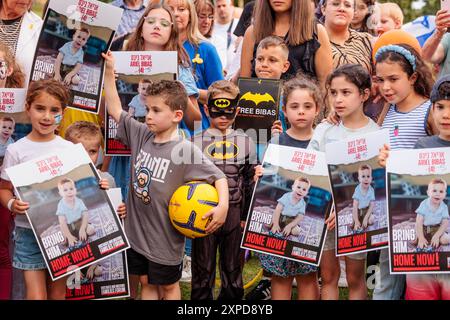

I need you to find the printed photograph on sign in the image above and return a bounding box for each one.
[326,130,389,255]
[234,78,281,144]
[105,51,177,155]
[66,251,129,300]
[6,144,129,280]
[30,0,122,113]
[0,92,27,167]
[387,148,450,274]
[388,173,450,273]
[242,145,331,266]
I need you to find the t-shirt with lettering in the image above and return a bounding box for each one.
[116,111,225,266]
[0,136,74,229]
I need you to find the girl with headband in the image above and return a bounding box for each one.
[375,43,436,300]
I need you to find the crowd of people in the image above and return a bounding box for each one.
[0,0,450,301]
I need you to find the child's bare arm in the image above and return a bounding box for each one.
[415,214,428,248]
[271,203,283,233]
[378,144,390,168]
[78,211,90,241]
[431,218,449,247]
[352,199,361,229]
[58,215,77,246]
[101,51,123,123]
[63,63,82,85]
[0,179,28,214]
[203,178,229,234]
[53,53,64,81]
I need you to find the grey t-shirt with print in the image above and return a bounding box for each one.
[116,111,225,266]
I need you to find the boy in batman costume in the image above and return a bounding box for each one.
[190,80,258,300]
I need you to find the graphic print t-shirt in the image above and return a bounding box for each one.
[116,112,225,265]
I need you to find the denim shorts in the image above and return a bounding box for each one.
[13,227,46,270]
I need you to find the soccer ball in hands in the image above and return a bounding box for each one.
[168,181,219,238]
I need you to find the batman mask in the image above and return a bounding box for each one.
[207,97,240,119]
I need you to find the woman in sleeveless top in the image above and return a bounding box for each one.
[240,0,332,88]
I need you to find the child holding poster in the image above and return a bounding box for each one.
[252,77,322,301]
[0,79,74,300]
[414,178,450,250]
[379,74,450,300]
[308,64,377,300]
[374,44,436,300]
[102,51,228,300]
[352,164,375,232]
[53,28,90,87]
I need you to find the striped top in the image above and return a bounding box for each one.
[331,29,373,74]
[0,16,23,56]
[381,100,431,150]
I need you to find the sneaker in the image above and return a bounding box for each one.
[245,279,271,300]
[180,255,192,282]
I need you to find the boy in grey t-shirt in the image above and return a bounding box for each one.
[102,51,228,300]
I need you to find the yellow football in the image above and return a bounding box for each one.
[168,181,219,238]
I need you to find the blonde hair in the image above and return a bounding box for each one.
[295,176,311,188]
[428,178,447,190]
[359,164,372,173]
[64,121,102,146]
[165,0,206,46]
[379,3,404,26]
[58,178,75,190]
[256,36,289,60]
[207,80,239,100]
[0,116,15,127]
[194,0,215,38]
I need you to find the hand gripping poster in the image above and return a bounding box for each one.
[0,89,27,166]
[241,144,332,266]
[30,0,123,113]
[6,144,130,280]
[234,78,281,144]
[65,188,129,300]
[327,130,389,256]
[105,51,177,155]
[387,147,450,274]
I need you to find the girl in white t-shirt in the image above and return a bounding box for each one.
[308,64,378,300]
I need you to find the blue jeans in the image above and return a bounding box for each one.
[372,248,405,300]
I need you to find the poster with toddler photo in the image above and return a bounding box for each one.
[65,251,129,300]
[6,144,130,280]
[0,89,27,166]
[29,0,123,113]
[234,78,281,144]
[387,147,450,274]
[105,51,177,155]
[241,144,332,266]
[327,130,390,256]
[65,188,129,300]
